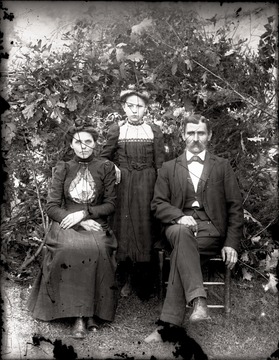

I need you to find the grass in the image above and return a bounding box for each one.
[186,279,278,359]
[1,269,278,360]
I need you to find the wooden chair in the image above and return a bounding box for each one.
[158,249,232,316]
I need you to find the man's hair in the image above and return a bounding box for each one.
[181,114,212,134]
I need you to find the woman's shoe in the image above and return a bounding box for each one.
[120,280,132,297]
[87,317,100,332]
[71,317,87,339]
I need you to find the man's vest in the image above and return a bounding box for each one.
[183,174,209,221]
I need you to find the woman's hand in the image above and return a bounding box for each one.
[79,219,103,232]
[60,210,85,229]
[115,164,121,184]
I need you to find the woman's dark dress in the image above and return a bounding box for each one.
[101,122,164,262]
[27,155,118,321]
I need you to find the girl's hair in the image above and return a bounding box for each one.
[64,125,99,145]
[120,88,149,104]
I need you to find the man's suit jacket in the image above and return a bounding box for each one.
[151,151,244,251]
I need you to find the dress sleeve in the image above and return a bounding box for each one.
[151,123,165,169]
[88,160,116,218]
[100,124,120,161]
[45,161,72,222]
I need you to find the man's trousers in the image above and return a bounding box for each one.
[160,220,222,326]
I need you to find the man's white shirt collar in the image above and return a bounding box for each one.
[186,150,206,161]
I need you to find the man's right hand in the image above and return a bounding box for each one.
[176,215,198,233]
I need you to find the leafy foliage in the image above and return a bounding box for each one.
[1,4,278,284]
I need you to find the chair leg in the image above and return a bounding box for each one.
[158,250,165,300]
[224,267,231,316]
[158,251,232,318]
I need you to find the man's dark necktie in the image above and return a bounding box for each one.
[187,156,204,164]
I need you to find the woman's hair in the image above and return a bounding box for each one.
[181,114,212,134]
[120,87,150,104]
[64,125,99,145]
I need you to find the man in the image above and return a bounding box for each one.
[145,114,243,342]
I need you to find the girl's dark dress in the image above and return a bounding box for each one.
[101,121,164,262]
[27,155,117,321]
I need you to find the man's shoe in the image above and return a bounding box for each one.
[144,327,163,343]
[71,317,87,339]
[189,297,211,323]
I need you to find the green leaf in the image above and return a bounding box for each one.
[33,110,43,123]
[131,18,153,35]
[242,268,253,281]
[183,97,194,112]
[202,72,207,83]
[119,63,127,79]
[171,62,178,76]
[116,43,127,48]
[30,135,42,147]
[251,235,261,244]
[184,59,192,71]
[142,73,157,84]
[265,249,279,271]
[205,50,220,67]
[263,273,278,293]
[51,108,63,123]
[2,122,17,144]
[66,95,78,112]
[224,49,236,57]
[126,52,144,62]
[48,95,59,107]
[240,251,249,262]
[22,103,36,119]
[91,74,101,81]
[73,83,84,93]
[116,48,125,62]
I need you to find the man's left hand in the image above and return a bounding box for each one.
[221,246,238,270]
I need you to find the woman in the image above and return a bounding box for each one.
[27,124,118,339]
[101,87,165,299]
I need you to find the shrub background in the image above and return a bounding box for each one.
[1,2,278,283]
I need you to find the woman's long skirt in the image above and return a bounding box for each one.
[27,221,118,321]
